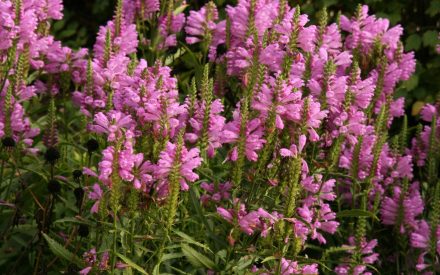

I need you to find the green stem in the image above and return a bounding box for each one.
[130,219,135,255]
[111,211,118,274]
[3,164,16,205]
[0,159,5,188]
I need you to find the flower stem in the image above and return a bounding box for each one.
[0,159,5,188]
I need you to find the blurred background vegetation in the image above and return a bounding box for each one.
[54,0,440,109]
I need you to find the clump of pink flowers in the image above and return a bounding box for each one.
[2,0,440,274]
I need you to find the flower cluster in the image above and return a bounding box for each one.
[0,0,69,151]
[2,1,440,275]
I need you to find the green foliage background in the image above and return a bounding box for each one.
[56,0,440,111]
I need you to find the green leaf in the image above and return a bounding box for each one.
[174,230,212,252]
[423,30,438,47]
[173,4,188,15]
[402,75,419,91]
[162,253,185,262]
[123,267,134,275]
[52,19,67,32]
[165,48,186,66]
[42,233,83,267]
[58,27,77,39]
[117,253,149,275]
[427,0,440,17]
[336,209,379,221]
[233,256,254,271]
[181,243,216,270]
[405,34,422,51]
[324,246,356,255]
[54,217,92,225]
[261,256,277,263]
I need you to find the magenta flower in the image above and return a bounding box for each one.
[0,122,4,138]
[200,182,232,205]
[280,135,306,158]
[88,183,103,214]
[223,106,266,161]
[217,203,280,237]
[380,182,423,232]
[185,99,226,157]
[280,258,319,275]
[94,20,138,64]
[158,13,185,48]
[297,202,339,244]
[335,237,379,275]
[98,146,114,184]
[123,0,159,23]
[259,43,285,72]
[90,111,133,142]
[185,3,218,44]
[420,104,437,122]
[154,142,202,199]
[132,156,153,191]
[252,76,303,130]
[410,220,440,272]
[411,220,431,249]
[226,0,279,44]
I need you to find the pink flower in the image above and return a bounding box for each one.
[223,107,266,161]
[185,3,218,44]
[280,258,319,274]
[411,220,430,249]
[158,13,185,48]
[93,20,138,63]
[335,237,379,275]
[91,112,132,142]
[280,135,306,158]
[123,0,159,22]
[259,43,285,72]
[155,142,202,199]
[252,75,303,130]
[200,182,232,205]
[98,146,114,184]
[217,207,233,222]
[185,99,226,157]
[420,104,437,122]
[217,203,280,237]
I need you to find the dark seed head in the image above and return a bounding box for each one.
[85,139,99,153]
[78,224,89,237]
[48,179,61,194]
[1,137,16,148]
[216,43,227,56]
[44,147,60,164]
[72,170,83,181]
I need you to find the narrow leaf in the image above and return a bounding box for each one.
[42,233,82,267]
[181,243,216,269]
[174,230,212,252]
[117,253,148,275]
